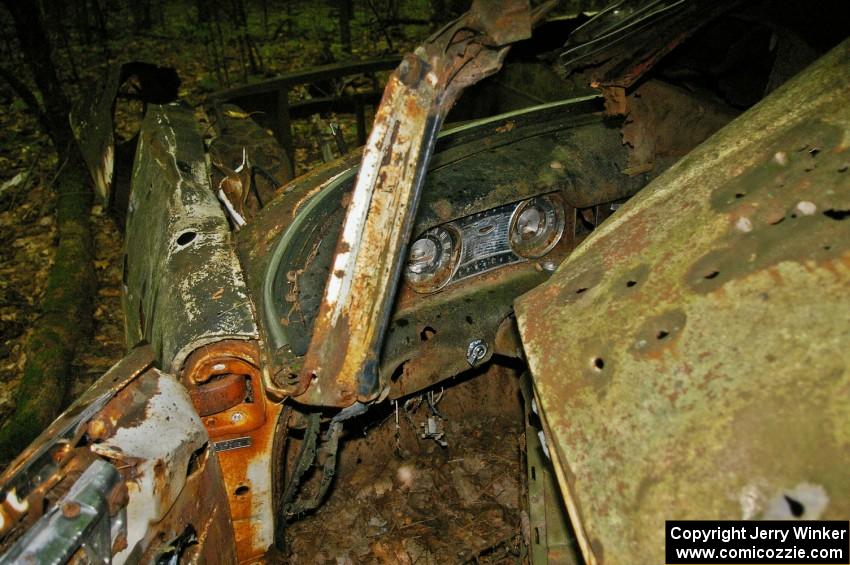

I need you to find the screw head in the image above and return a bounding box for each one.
[466,339,488,366]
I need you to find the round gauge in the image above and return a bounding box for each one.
[509,194,566,258]
[404,225,461,293]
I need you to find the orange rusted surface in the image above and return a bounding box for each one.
[215,398,281,563]
[182,339,283,562]
[184,340,267,438]
[188,373,247,417]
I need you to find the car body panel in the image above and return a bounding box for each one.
[516,37,850,564]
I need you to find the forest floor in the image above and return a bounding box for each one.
[285,365,529,564]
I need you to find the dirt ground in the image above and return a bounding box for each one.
[285,364,529,564]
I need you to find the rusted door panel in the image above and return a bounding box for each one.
[516,39,850,563]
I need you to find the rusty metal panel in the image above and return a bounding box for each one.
[0,350,236,563]
[516,39,850,563]
[182,339,283,562]
[70,62,180,204]
[87,369,236,562]
[297,1,559,407]
[123,104,258,373]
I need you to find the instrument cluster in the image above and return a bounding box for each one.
[404,192,565,293]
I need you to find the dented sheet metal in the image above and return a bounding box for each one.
[123,104,257,372]
[90,368,236,563]
[516,39,850,564]
[0,348,236,563]
[299,0,550,407]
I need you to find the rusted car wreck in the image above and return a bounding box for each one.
[1,0,848,563]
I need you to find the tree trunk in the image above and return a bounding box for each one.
[0,152,94,463]
[3,1,73,151]
[339,0,353,55]
[0,0,96,464]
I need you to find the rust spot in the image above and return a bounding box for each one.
[590,537,605,562]
[87,418,112,441]
[107,480,130,514]
[112,532,128,554]
[61,501,81,519]
[398,54,424,87]
[630,309,687,358]
[187,374,248,417]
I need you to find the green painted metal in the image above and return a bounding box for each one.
[124,104,257,372]
[520,374,582,565]
[516,39,850,563]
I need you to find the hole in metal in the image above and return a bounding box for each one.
[784,495,804,518]
[823,208,850,220]
[420,326,436,341]
[177,231,197,246]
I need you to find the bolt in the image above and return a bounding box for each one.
[541,260,557,272]
[466,339,488,366]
